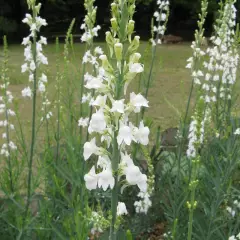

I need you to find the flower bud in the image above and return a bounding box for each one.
[110,18,118,32]
[127,20,135,36]
[111,3,118,18]
[92,7,97,23]
[114,43,123,61]
[35,3,42,14]
[130,53,141,63]
[128,35,140,54]
[99,55,113,72]
[106,31,115,57]
[128,4,136,18]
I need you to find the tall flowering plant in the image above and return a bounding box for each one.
[0,37,17,194]
[185,1,239,240]
[82,0,151,238]
[20,0,48,226]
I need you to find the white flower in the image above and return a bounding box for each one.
[85,76,103,89]
[83,138,99,160]
[134,121,149,145]
[134,192,152,214]
[22,87,32,98]
[9,141,17,150]
[228,236,236,240]
[82,93,92,103]
[234,128,240,135]
[30,61,36,71]
[125,164,147,192]
[117,202,128,216]
[111,99,125,113]
[98,167,115,191]
[40,73,48,82]
[92,95,107,107]
[117,123,134,146]
[39,36,47,45]
[78,117,89,127]
[84,166,99,190]
[95,46,103,55]
[97,155,111,169]
[129,63,144,73]
[130,92,149,112]
[88,109,106,133]
[21,63,28,73]
[22,37,30,45]
[38,81,45,93]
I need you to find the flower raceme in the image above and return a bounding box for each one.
[21,4,49,98]
[81,0,101,44]
[151,0,169,46]
[82,0,152,217]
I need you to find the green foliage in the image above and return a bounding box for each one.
[0,17,17,34]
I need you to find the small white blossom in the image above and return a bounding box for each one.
[117,202,128,216]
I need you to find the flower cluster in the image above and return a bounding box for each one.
[21,3,48,98]
[187,105,210,158]
[226,198,240,218]
[81,0,101,44]
[83,0,151,215]
[89,211,109,235]
[134,192,152,214]
[185,0,207,80]
[200,1,239,103]
[0,86,16,157]
[0,38,17,158]
[151,0,170,46]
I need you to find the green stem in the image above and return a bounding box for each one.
[55,37,60,164]
[141,44,157,119]
[109,134,119,240]
[187,159,198,240]
[176,77,195,186]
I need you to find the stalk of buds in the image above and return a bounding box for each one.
[151,0,170,46]
[81,0,101,45]
[201,0,239,105]
[0,37,17,181]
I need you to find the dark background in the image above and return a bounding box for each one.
[0,0,240,43]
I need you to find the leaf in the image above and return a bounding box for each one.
[126,230,133,240]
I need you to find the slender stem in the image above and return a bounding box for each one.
[141,45,156,120]
[187,159,198,240]
[110,134,119,240]
[55,38,60,164]
[176,77,195,186]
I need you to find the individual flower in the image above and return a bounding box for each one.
[134,121,150,145]
[22,87,32,98]
[98,166,115,191]
[84,166,99,190]
[111,99,125,114]
[83,138,99,160]
[117,122,134,146]
[234,128,240,135]
[117,202,128,216]
[78,117,89,127]
[88,109,107,133]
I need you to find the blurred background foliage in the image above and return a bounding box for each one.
[0,0,240,42]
